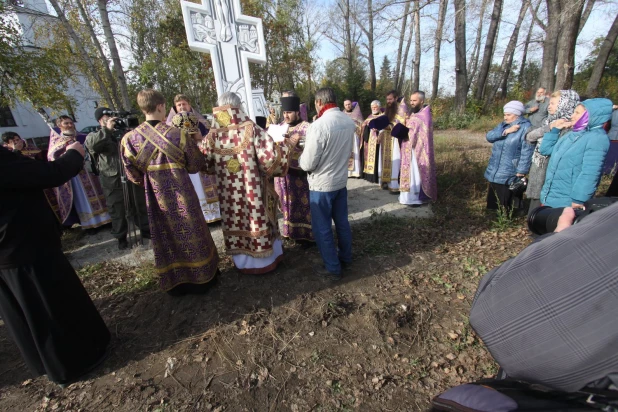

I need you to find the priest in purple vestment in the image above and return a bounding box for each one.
[361,100,384,183]
[166,94,222,223]
[121,89,220,296]
[47,115,111,229]
[273,94,314,245]
[342,100,363,177]
[392,91,437,205]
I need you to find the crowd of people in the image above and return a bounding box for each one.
[0,86,438,387]
[484,87,618,217]
[2,84,617,401]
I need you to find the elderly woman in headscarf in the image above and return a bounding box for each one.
[539,98,613,208]
[484,101,535,212]
[525,90,580,214]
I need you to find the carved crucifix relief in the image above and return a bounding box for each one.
[182,0,267,120]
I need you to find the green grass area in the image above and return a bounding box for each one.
[77,260,157,299]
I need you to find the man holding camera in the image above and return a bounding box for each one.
[85,108,150,249]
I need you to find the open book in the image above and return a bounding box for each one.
[266,123,289,143]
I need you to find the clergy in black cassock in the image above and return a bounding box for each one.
[0,144,110,387]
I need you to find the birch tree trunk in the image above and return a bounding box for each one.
[585,13,618,96]
[518,0,540,83]
[75,0,119,109]
[499,1,529,97]
[453,0,468,113]
[538,0,560,90]
[486,0,529,106]
[398,23,413,92]
[393,0,412,92]
[578,0,596,35]
[474,0,502,101]
[350,0,377,91]
[554,0,585,89]
[341,0,353,73]
[47,0,115,108]
[412,0,421,91]
[468,0,488,90]
[366,0,376,91]
[98,0,131,110]
[431,0,448,99]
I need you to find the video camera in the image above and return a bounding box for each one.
[99,109,140,130]
[527,197,618,235]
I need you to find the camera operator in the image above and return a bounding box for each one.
[85,108,150,249]
[470,202,618,393]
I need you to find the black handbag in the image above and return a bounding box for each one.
[509,176,527,196]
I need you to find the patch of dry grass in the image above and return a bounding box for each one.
[37,132,615,412]
[596,173,614,196]
[77,257,157,299]
[61,227,86,252]
[467,116,502,133]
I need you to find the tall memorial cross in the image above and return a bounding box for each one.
[181,0,268,121]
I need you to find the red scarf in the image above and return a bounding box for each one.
[317,103,338,118]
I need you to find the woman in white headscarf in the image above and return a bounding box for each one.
[484,101,535,212]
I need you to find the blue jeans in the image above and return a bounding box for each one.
[309,188,352,275]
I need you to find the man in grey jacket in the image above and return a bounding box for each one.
[299,88,355,280]
[524,87,549,128]
[85,108,150,249]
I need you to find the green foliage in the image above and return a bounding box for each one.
[127,0,217,112]
[518,61,541,93]
[321,53,378,116]
[578,36,618,78]
[432,97,500,131]
[0,3,74,109]
[244,0,318,108]
[491,199,517,232]
[573,36,618,101]
[376,56,393,98]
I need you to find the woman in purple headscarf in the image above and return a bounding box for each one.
[525,90,580,214]
[539,98,612,208]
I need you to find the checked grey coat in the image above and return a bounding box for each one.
[470,202,618,392]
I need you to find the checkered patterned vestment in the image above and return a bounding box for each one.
[201,106,292,258]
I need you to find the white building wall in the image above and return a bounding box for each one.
[1,0,101,143]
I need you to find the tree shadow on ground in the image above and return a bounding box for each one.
[0,133,498,400]
[0,197,493,392]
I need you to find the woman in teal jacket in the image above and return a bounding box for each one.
[539,98,612,208]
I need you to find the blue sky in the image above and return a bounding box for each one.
[39,0,617,96]
[315,0,618,94]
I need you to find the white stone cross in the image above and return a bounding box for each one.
[181,0,268,120]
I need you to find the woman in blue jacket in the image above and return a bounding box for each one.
[539,98,612,208]
[484,101,534,211]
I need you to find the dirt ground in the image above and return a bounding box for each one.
[61,170,432,270]
[0,131,533,412]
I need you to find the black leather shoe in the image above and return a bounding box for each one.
[56,346,110,389]
[313,264,342,281]
[118,237,129,250]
